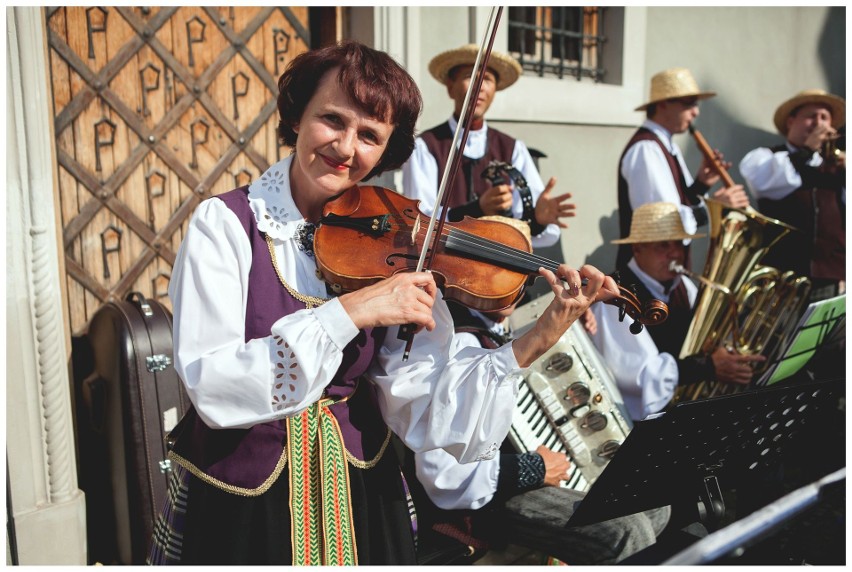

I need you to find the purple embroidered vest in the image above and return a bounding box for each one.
[169,187,388,489]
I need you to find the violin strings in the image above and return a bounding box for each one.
[447,228,561,273]
[380,213,561,273]
[408,224,559,273]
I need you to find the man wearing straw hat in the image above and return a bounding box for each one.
[588,202,763,421]
[402,44,575,249]
[616,67,750,269]
[739,89,845,301]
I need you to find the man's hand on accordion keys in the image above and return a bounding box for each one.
[537,445,573,487]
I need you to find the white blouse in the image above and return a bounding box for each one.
[589,259,698,421]
[620,119,703,237]
[169,155,522,464]
[401,116,561,248]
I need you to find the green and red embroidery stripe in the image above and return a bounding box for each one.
[288,400,357,565]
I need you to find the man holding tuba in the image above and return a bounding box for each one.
[586,203,764,421]
[739,90,845,302]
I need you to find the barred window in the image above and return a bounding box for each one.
[508,6,607,82]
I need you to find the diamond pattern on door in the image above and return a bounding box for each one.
[47,6,309,334]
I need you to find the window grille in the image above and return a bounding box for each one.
[508,6,606,82]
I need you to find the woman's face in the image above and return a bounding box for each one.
[290,68,393,204]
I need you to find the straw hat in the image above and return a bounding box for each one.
[429,44,522,91]
[635,67,716,112]
[772,89,846,135]
[612,202,705,244]
[481,215,532,248]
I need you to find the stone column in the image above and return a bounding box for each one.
[5,6,87,564]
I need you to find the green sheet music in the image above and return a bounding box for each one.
[765,294,845,385]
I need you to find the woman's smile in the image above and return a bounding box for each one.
[318,152,351,171]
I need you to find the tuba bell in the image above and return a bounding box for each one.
[673,198,809,402]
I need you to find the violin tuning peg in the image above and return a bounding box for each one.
[629,321,644,335]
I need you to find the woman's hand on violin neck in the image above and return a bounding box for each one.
[512,264,616,367]
[339,272,438,331]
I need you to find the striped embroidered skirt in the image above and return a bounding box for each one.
[147,446,418,565]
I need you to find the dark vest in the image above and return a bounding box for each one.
[616,128,692,268]
[420,122,517,211]
[616,266,695,359]
[446,301,509,350]
[757,144,845,281]
[169,187,388,489]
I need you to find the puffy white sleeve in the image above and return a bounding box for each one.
[621,141,699,235]
[512,140,561,248]
[589,302,679,421]
[169,199,359,429]
[368,291,521,464]
[415,448,499,510]
[739,147,801,200]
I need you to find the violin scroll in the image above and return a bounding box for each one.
[603,283,669,335]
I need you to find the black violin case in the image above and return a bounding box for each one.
[74,292,190,564]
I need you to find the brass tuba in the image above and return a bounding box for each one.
[673,198,808,401]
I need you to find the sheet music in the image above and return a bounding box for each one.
[756,294,846,386]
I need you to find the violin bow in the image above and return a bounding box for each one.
[400,6,504,360]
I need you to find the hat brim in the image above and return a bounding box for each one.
[611,231,706,244]
[429,46,522,91]
[773,92,846,135]
[634,91,717,112]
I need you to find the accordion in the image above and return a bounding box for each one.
[507,296,632,491]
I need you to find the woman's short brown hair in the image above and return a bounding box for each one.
[277,41,423,180]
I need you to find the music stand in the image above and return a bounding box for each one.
[661,467,846,565]
[757,294,845,386]
[566,377,844,529]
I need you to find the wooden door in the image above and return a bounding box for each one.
[46,7,310,335]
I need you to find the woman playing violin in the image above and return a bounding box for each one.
[148,40,619,566]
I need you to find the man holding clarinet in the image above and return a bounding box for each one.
[616,67,750,268]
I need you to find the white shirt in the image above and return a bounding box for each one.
[589,258,698,421]
[168,155,523,464]
[413,310,511,509]
[739,142,846,204]
[620,119,702,236]
[402,116,561,248]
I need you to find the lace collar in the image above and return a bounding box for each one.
[247,155,307,243]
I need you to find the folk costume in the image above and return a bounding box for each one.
[408,304,669,564]
[403,116,560,248]
[402,44,560,249]
[591,203,708,421]
[148,155,522,565]
[616,119,709,268]
[739,90,846,300]
[617,68,717,268]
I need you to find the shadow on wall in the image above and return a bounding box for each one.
[584,210,620,273]
[684,96,786,194]
[820,7,846,98]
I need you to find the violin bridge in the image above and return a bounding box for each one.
[411,214,421,246]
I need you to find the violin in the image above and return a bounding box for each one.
[314,185,668,334]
